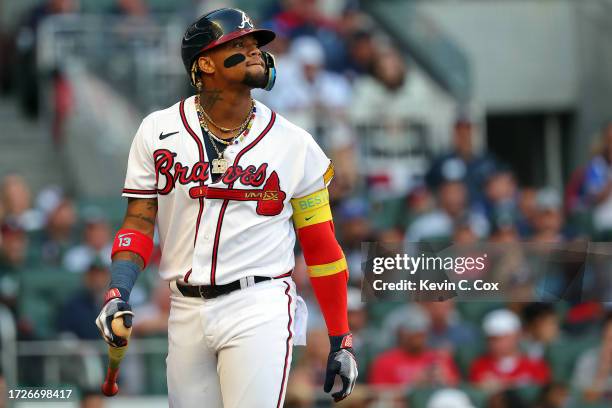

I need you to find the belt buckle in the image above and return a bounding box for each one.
[198,285,213,299]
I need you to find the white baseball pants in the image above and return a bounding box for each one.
[166,278,296,408]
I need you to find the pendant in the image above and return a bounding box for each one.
[211,158,229,174]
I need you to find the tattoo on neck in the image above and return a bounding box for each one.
[200,89,223,110]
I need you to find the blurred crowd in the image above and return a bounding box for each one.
[2,0,612,407]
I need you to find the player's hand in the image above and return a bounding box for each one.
[95,289,134,348]
[324,333,358,402]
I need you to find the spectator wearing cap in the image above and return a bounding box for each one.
[57,262,110,339]
[531,188,569,243]
[427,388,475,408]
[63,208,112,273]
[470,309,550,390]
[369,304,460,387]
[520,303,560,361]
[426,115,499,206]
[572,312,612,402]
[481,165,519,226]
[405,176,488,242]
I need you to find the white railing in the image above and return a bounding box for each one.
[1,324,404,405]
[16,338,168,387]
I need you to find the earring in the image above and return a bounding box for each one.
[191,62,200,90]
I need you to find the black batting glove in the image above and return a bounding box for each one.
[324,333,358,402]
[95,288,134,348]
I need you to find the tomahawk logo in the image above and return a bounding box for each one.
[237,11,253,29]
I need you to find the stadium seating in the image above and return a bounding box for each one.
[18,267,82,338]
[546,335,600,383]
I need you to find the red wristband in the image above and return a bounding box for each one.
[111,229,154,267]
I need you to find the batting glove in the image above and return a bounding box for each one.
[95,288,134,348]
[324,333,358,402]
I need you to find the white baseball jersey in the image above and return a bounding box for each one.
[122,95,330,285]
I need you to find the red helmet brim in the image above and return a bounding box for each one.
[199,28,276,53]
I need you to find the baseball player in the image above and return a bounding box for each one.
[95,8,357,407]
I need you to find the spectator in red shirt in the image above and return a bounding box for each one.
[470,309,550,391]
[369,304,460,388]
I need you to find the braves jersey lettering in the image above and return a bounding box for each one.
[154,149,211,194]
[122,96,331,285]
[154,150,271,194]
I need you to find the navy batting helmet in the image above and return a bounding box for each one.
[181,8,277,90]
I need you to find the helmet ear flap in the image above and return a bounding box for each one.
[261,51,276,91]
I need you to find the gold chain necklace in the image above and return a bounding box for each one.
[195,96,253,145]
[198,97,254,133]
[194,95,256,174]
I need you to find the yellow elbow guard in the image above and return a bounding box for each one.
[291,188,333,229]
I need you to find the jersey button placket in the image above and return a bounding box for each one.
[193,197,215,282]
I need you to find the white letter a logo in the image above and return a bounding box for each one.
[238,12,253,29]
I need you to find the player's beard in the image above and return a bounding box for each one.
[242,70,267,89]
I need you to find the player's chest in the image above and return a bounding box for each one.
[153,145,273,191]
[152,132,295,207]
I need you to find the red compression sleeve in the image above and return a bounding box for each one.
[297,221,349,336]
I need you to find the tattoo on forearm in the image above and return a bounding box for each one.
[125,212,156,226]
[128,251,145,269]
[145,199,158,211]
[200,89,223,110]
